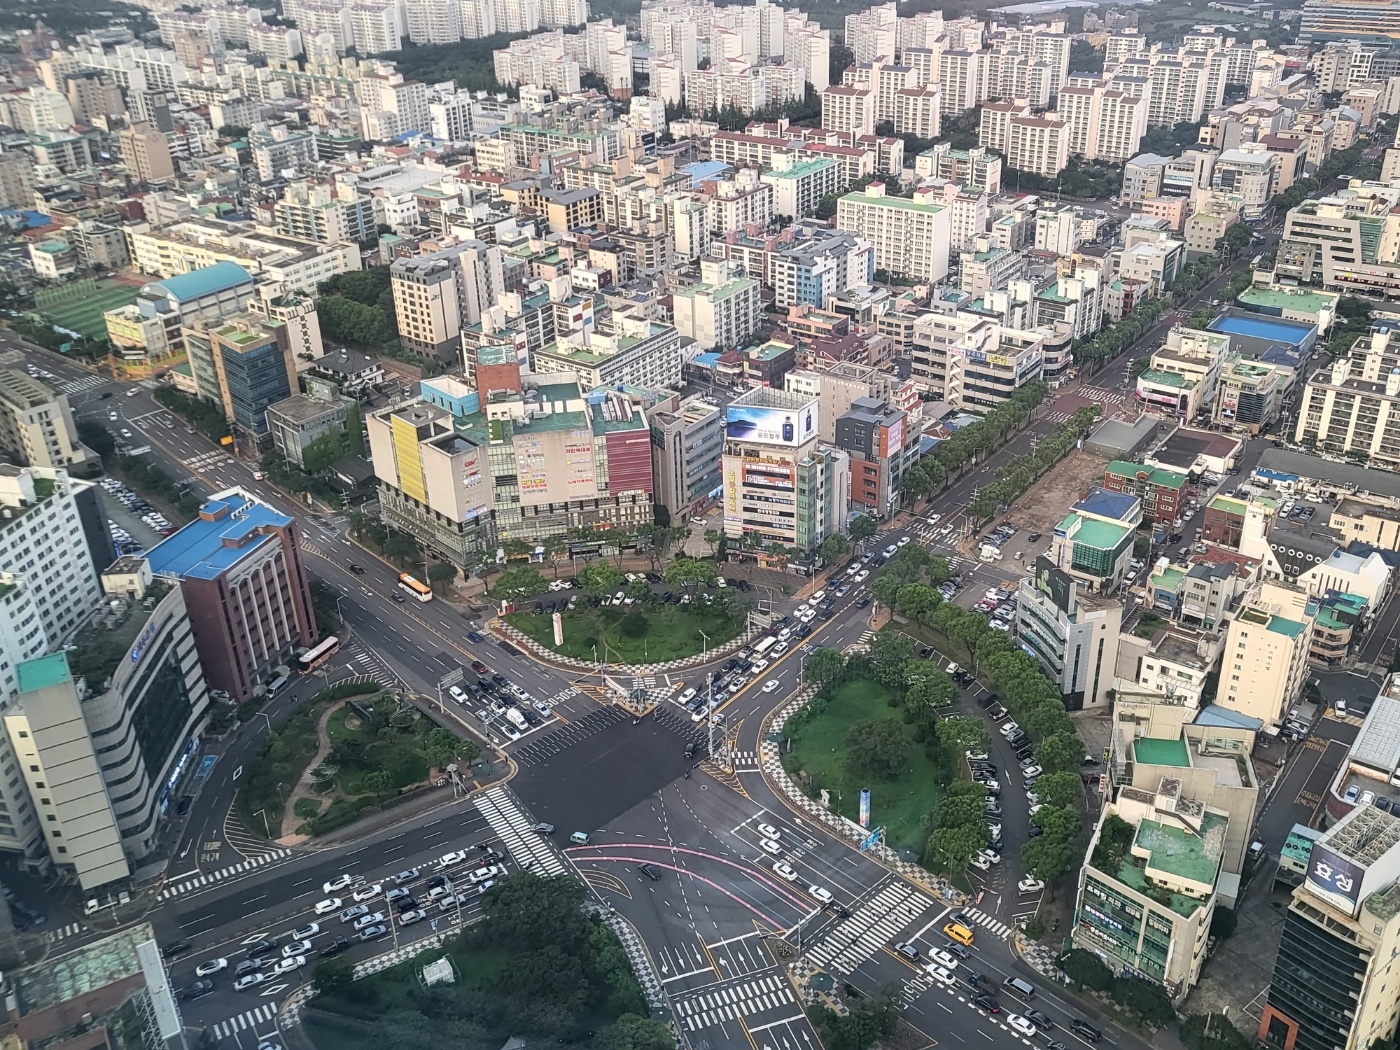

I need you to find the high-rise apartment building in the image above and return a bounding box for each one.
[405,0,462,43]
[821,86,875,136]
[391,240,505,360]
[672,258,762,351]
[117,123,174,183]
[0,371,100,476]
[1218,580,1316,726]
[1295,335,1400,470]
[273,182,376,244]
[835,182,951,282]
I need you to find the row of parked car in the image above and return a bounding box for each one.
[100,477,174,537]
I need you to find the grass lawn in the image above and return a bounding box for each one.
[505,603,745,663]
[38,280,138,339]
[325,698,432,795]
[784,677,945,857]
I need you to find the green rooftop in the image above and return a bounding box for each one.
[15,652,72,694]
[764,158,837,180]
[1134,736,1191,768]
[1071,516,1132,549]
[1237,286,1338,315]
[1135,811,1227,894]
[1208,494,1247,515]
[1151,566,1187,590]
[1267,614,1307,640]
[1108,460,1188,490]
[840,189,944,213]
[1139,369,1190,389]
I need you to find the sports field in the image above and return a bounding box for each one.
[37,280,139,340]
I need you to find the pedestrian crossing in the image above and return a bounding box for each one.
[44,922,83,944]
[184,450,233,473]
[1081,386,1127,404]
[1043,410,1072,424]
[59,374,107,394]
[347,643,398,689]
[959,905,1015,940]
[671,974,796,1031]
[158,849,294,900]
[475,787,568,877]
[210,1003,278,1038]
[731,750,757,769]
[801,881,936,974]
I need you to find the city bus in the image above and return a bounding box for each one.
[751,636,779,659]
[398,573,434,602]
[296,635,340,673]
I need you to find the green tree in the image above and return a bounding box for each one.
[925,823,988,871]
[313,955,355,995]
[868,632,916,690]
[619,609,649,637]
[578,562,625,597]
[383,532,419,567]
[1038,730,1087,776]
[845,718,908,780]
[935,790,990,831]
[870,573,903,610]
[1021,830,1078,882]
[938,715,991,753]
[493,566,548,600]
[1062,948,1113,992]
[896,583,941,624]
[1110,976,1175,1027]
[803,647,847,689]
[703,528,722,555]
[362,768,392,800]
[664,557,718,589]
[820,533,852,565]
[426,560,457,593]
[1032,771,1084,810]
[849,515,878,545]
[906,673,958,711]
[594,1014,676,1050]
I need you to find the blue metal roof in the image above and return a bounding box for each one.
[149,262,254,304]
[1193,704,1264,731]
[146,491,293,581]
[682,161,730,187]
[1073,486,1139,522]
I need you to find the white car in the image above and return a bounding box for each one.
[929,948,960,970]
[1020,764,1043,779]
[980,849,1002,865]
[1028,803,1043,817]
[352,883,382,902]
[470,865,504,883]
[679,687,697,703]
[757,822,780,839]
[762,679,781,693]
[195,958,228,977]
[883,545,898,557]
[925,964,957,987]
[1018,877,1045,894]
[272,955,306,976]
[1008,1015,1037,1038]
[810,590,826,603]
[809,884,833,904]
[855,570,870,582]
[234,973,267,992]
[897,536,911,546]
[928,514,942,525]
[282,940,313,958]
[986,822,1002,839]
[292,922,321,940]
[314,897,342,915]
[323,874,355,893]
[970,855,992,871]
[352,911,386,931]
[965,750,988,761]
[773,862,799,882]
[760,838,782,855]
[438,850,469,868]
[1000,721,1021,738]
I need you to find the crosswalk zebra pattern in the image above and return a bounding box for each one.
[44,922,84,944]
[475,787,567,877]
[1081,387,1127,404]
[672,975,796,1031]
[1043,411,1072,424]
[731,750,757,769]
[802,881,936,974]
[184,450,233,472]
[347,643,397,689]
[959,906,1014,939]
[158,849,294,899]
[211,1003,278,1038]
[59,374,107,394]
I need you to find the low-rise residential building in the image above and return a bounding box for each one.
[1103,461,1188,525]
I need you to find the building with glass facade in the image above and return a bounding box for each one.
[1049,486,1141,594]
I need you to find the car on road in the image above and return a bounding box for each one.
[438,850,469,867]
[757,822,780,839]
[283,939,313,958]
[1018,877,1045,893]
[772,861,799,881]
[1020,763,1042,779]
[762,679,781,693]
[449,685,469,704]
[926,964,957,986]
[470,865,505,883]
[1007,1014,1037,1038]
[162,941,191,959]
[532,822,555,834]
[256,1041,283,1050]
[894,942,920,960]
[353,912,386,931]
[399,909,428,926]
[1069,1020,1102,1043]
[973,995,1001,1014]
[323,874,356,893]
[272,956,306,976]
[292,922,321,941]
[247,938,278,956]
[359,924,389,942]
[233,973,267,992]
[759,838,782,855]
[855,570,870,582]
[352,883,382,902]
[883,545,898,557]
[470,661,489,675]
[234,960,264,977]
[339,904,370,923]
[320,937,352,957]
[929,948,960,970]
[1025,1009,1054,1030]
[182,980,215,1001]
[808,885,833,904]
[315,897,342,915]
[855,596,870,608]
[393,867,421,884]
[195,958,227,977]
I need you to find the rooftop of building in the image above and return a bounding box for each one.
[764,158,837,180]
[839,188,944,213]
[1139,368,1192,389]
[266,392,351,423]
[15,651,72,694]
[146,490,293,581]
[1133,810,1228,895]
[146,261,253,303]
[1208,494,1248,515]
[1134,736,1191,767]
[13,921,158,1016]
[1074,486,1141,522]
[1107,460,1188,489]
[1236,285,1338,314]
[1060,511,1132,549]
[69,582,173,687]
[1324,805,1400,867]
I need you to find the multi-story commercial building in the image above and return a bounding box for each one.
[833,396,910,519]
[1211,145,1279,220]
[1330,497,1400,551]
[1276,187,1400,297]
[722,386,849,564]
[116,122,174,184]
[1049,486,1141,594]
[1015,557,1122,710]
[184,317,298,442]
[1103,461,1188,525]
[1214,356,1290,433]
[145,489,317,701]
[105,262,258,375]
[391,240,505,360]
[672,258,762,351]
[835,183,951,282]
[533,312,685,391]
[368,361,655,562]
[265,386,361,471]
[0,371,100,476]
[124,217,361,292]
[1218,580,1316,726]
[1300,0,1400,44]
[769,231,874,309]
[649,394,725,521]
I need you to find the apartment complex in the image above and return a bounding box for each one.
[835,183,951,282]
[0,371,100,476]
[1296,339,1400,470]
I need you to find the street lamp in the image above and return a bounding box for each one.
[697,629,709,661]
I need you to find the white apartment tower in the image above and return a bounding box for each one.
[405,0,462,43]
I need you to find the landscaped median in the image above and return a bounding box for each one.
[236,681,481,841]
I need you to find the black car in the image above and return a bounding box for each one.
[919,645,935,658]
[1028,825,1044,838]
[491,673,508,688]
[973,995,1000,1014]
[426,874,446,890]
[637,863,663,881]
[320,937,352,956]
[349,564,366,574]
[976,693,996,709]
[247,938,278,956]
[1069,1020,1102,1043]
[394,896,419,913]
[182,980,215,1001]
[99,391,112,399]
[522,708,542,726]
[855,596,871,608]
[645,572,661,583]
[943,941,970,959]
[162,941,191,959]
[963,969,984,986]
[723,658,739,672]
[1026,1009,1054,1030]
[684,740,697,758]
[797,624,813,639]
[177,794,194,815]
[1028,532,1042,542]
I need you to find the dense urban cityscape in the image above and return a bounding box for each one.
[2,0,1400,1048]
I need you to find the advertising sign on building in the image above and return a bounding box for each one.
[1033,555,1074,613]
[726,401,818,447]
[1306,843,1365,914]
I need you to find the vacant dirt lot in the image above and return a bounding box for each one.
[961,450,1112,560]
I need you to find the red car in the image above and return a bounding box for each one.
[470,660,489,675]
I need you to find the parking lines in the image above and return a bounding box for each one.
[800,881,936,974]
[671,974,796,1031]
[211,1002,278,1037]
[475,787,568,877]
